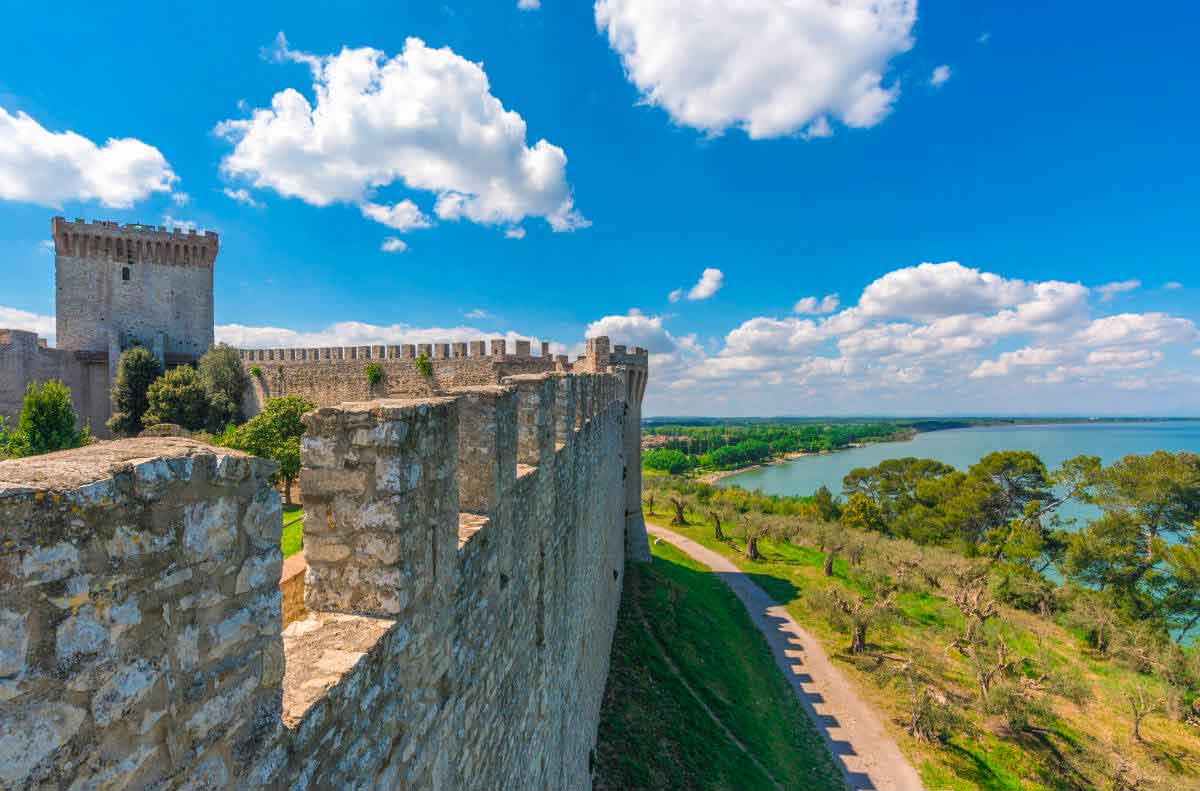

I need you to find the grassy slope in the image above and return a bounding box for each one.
[595,540,846,791]
[647,506,1200,791]
[281,505,303,558]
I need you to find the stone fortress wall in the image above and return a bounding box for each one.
[0,329,110,438]
[237,336,652,563]
[237,338,566,416]
[0,360,640,790]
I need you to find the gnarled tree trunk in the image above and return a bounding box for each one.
[850,623,868,654]
[709,511,725,541]
[670,498,689,526]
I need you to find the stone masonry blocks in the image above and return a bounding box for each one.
[0,438,281,791]
[503,374,555,468]
[299,398,459,618]
[450,387,517,515]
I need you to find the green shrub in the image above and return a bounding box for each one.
[107,346,163,436]
[982,682,1051,733]
[365,362,384,386]
[250,365,263,378]
[143,366,210,431]
[415,353,433,378]
[6,380,90,457]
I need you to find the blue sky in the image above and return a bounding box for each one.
[1,1,1198,416]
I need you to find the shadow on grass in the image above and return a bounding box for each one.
[596,545,848,791]
[746,572,800,606]
[939,743,1015,791]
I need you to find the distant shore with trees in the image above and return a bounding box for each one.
[641,416,1197,481]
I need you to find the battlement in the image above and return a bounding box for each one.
[0,369,631,789]
[51,216,219,267]
[236,337,555,363]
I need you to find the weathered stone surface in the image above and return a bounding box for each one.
[91,659,160,727]
[21,541,80,583]
[56,611,108,664]
[0,609,28,677]
[0,702,85,786]
[184,496,239,560]
[236,549,283,594]
[243,487,282,549]
[67,744,159,791]
[0,438,279,790]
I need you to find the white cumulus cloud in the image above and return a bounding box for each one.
[1075,313,1198,347]
[223,187,263,208]
[380,237,408,253]
[0,106,177,208]
[1096,279,1140,302]
[586,311,676,353]
[594,0,917,139]
[794,294,840,314]
[360,200,432,232]
[1085,348,1162,368]
[518,0,540,8]
[929,65,952,87]
[859,261,1046,320]
[215,33,587,234]
[970,346,1065,378]
[687,268,724,301]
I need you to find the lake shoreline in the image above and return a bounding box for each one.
[694,436,911,486]
[704,419,1200,498]
[671,418,1199,491]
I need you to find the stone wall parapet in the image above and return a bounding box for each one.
[236,338,553,363]
[51,216,218,267]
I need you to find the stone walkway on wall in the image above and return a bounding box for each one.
[646,523,925,791]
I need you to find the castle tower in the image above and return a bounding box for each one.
[51,217,218,370]
[579,336,652,563]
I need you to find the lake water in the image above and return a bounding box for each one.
[719,422,1200,516]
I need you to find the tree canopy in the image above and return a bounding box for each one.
[143,365,211,431]
[198,343,248,430]
[107,346,163,436]
[217,395,314,503]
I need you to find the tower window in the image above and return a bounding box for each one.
[122,267,130,281]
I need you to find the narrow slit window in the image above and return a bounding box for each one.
[121,266,130,281]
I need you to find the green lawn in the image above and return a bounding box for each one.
[595,540,846,791]
[281,505,303,558]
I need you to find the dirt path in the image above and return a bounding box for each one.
[647,523,925,791]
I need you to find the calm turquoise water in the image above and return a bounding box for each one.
[719,422,1200,523]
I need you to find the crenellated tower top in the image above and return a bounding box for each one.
[51,216,219,268]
